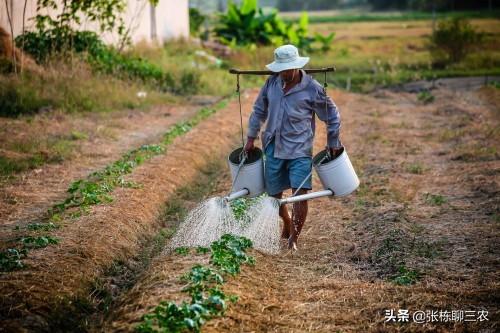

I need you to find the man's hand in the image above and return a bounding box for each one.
[244,137,255,153]
[329,146,343,159]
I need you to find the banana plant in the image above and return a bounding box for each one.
[214,0,322,52]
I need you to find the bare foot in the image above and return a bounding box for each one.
[288,235,298,251]
[281,226,290,239]
[281,217,291,239]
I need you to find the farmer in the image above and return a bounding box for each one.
[244,44,342,251]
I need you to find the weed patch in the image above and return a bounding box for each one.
[424,193,447,206]
[406,162,425,174]
[417,91,435,104]
[392,265,421,285]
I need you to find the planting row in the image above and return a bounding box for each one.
[0,99,229,272]
[137,234,254,333]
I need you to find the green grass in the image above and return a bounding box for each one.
[424,193,447,206]
[283,11,500,24]
[0,66,176,117]
[406,162,425,174]
[392,265,420,285]
[417,91,435,104]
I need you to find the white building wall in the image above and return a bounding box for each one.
[0,0,189,44]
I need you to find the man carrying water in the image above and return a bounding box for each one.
[244,44,343,251]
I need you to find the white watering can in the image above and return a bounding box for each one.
[225,147,265,202]
[224,146,359,204]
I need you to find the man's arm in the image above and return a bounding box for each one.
[313,87,342,155]
[245,79,270,152]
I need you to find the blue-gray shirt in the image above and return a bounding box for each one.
[247,70,341,159]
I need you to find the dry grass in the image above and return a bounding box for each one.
[95,87,498,332]
[0,93,255,331]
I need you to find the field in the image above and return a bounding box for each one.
[1,13,499,333]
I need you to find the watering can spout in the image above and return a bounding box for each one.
[223,188,250,203]
[279,189,334,205]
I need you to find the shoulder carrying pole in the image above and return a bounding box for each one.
[229,67,336,75]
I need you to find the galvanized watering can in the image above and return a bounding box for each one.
[226,147,265,201]
[224,146,359,205]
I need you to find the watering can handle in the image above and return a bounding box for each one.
[228,153,247,195]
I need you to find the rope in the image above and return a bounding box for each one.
[236,74,245,149]
[324,71,331,159]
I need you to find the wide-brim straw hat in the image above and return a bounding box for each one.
[266,44,309,72]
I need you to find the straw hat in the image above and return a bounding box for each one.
[266,44,309,73]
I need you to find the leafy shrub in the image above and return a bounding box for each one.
[214,0,333,52]
[0,80,49,117]
[15,29,106,63]
[189,8,206,36]
[16,30,200,95]
[430,18,484,64]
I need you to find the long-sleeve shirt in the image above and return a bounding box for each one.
[247,70,341,159]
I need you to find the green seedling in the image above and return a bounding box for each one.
[406,162,424,174]
[174,247,190,255]
[0,248,27,272]
[137,234,254,333]
[21,235,59,249]
[417,91,435,104]
[424,193,447,206]
[392,265,420,285]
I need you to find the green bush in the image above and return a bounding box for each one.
[16,29,200,95]
[15,29,106,63]
[214,0,334,52]
[189,8,206,36]
[430,18,484,64]
[0,80,49,117]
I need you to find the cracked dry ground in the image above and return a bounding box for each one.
[103,87,498,333]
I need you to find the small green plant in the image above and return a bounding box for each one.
[230,198,250,222]
[406,162,424,174]
[424,193,447,206]
[50,100,227,219]
[487,81,500,89]
[21,235,59,249]
[26,222,59,232]
[417,91,435,104]
[210,234,255,275]
[0,248,27,272]
[174,247,190,255]
[392,265,420,285]
[196,247,210,254]
[50,144,165,216]
[137,234,253,333]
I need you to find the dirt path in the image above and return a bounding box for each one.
[100,87,499,332]
[0,99,218,239]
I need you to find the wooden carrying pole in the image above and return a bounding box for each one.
[229,67,335,75]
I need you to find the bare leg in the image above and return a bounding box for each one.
[289,188,308,250]
[271,192,292,239]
